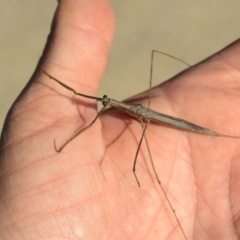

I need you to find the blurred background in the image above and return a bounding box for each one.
[1,0,240,131]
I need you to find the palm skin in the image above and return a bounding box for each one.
[1,0,240,239]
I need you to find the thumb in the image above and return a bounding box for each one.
[0,0,114,148]
[41,0,115,94]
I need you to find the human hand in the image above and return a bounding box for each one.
[1,0,240,239]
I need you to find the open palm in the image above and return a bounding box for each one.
[1,1,240,239]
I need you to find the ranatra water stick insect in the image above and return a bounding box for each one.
[40,50,240,240]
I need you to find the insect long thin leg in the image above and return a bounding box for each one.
[148,50,191,109]
[55,105,107,152]
[144,132,187,240]
[147,51,154,109]
[40,68,101,101]
[133,121,149,187]
[152,50,191,68]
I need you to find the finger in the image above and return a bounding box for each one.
[39,0,115,95]
[1,0,114,148]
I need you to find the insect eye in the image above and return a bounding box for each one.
[102,95,110,105]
